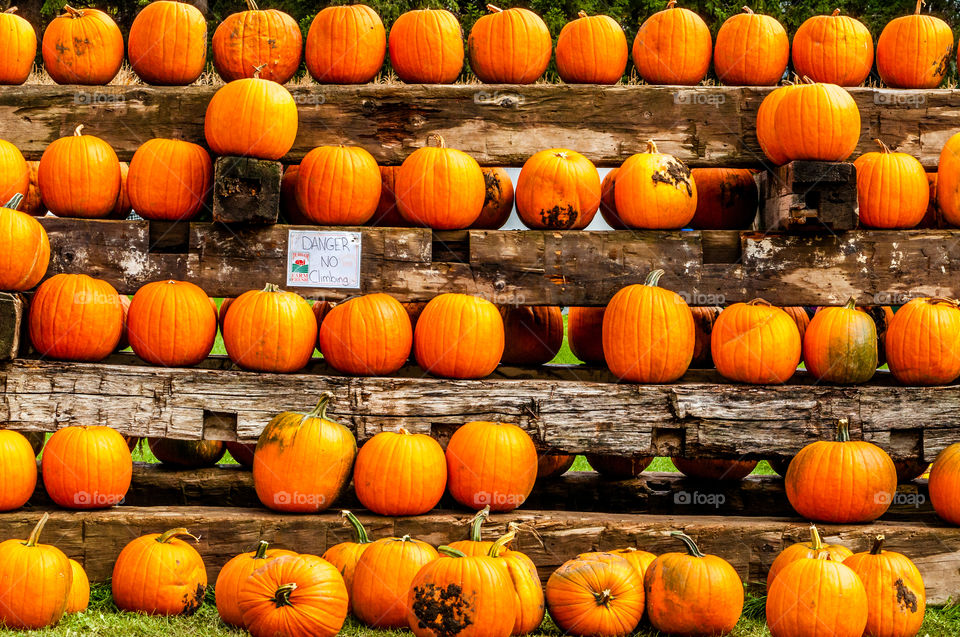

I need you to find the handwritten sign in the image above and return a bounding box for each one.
[286,230,362,289]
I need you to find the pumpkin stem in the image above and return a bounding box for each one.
[666,0,677,8]
[157,527,200,544]
[671,531,705,558]
[398,427,412,436]
[927,297,960,307]
[836,418,851,443]
[486,4,503,13]
[426,133,446,149]
[747,298,772,307]
[465,506,490,542]
[252,63,266,79]
[741,6,754,14]
[870,534,885,555]
[645,139,658,154]
[306,391,334,420]
[341,510,372,544]
[262,282,281,293]
[801,75,815,85]
[253,540,270,559]
[73,124,84,137]
[4,7,18,14]
[3,193,24,210]
[577,10,587,18]
[488,528,517,558]
[273,582,297,607]
[438,545,468,558]
[63,5,83,17]
[644,269,665,287]
[23,512,50,547]
[874,139,892,154]
[594,589,615,606]
[245,0,259,10]
[915,0,924,15]
[808,525,824,551]
[831,8,841,16]
[843,297,857,310]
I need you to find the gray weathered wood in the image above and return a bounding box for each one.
[0,293,25,361]
[213,157,282,224]
[758,161,858,231]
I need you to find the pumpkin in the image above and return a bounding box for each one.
[306,5,385,84]
[41,425,131,510]
[254,393,356,513]
[352,535,439,628]
[935,132,960,226]
[632,0,712,85]
[714,6,788,86]
[212,0,302,84]
[446,421,537,512]
[756,85,793,166]
[689,306,720,368]
[128,0,207,85]
[414,293,504,379]
[500,306,564,366]
[112,527,206,616]
[148,438,226,467]
[0,193,49,292]
[29,274,123,362]
[854,139,928,228]
[556,11,627,84]
[792,10,874,86]
[39,124,120,218]
[771,81,862,163]
[65,559,89,614]
[0,139,28,205]
[0,513,72,629]
[487,528,545,635]
[215,540,297,628]
[225,442,256,467]
[128,280,217,367]
[895,458,930,483]
[786,418,897,523]
[672,457,757,481]
[567,306,605,365]
[0,7,35,85]
[280,165,309,224]
[468,5,551,84]
[396,134,485,229]
[296,145,381,225]
[354,428,447,516]
[929,443,960,525]
[238,554,349,637]
[688,168,758,229]
[783,306,811,345]
[598,168,627,229]
[766,525,853,590]
[712,299,802,384]
[515,149,601,230]
[109,161,132,219]
[41,6,123,85]
[313,299,332,332]
[322,510,373,611]
[546,552,645,637]
[886,297,960,385]
[205,76,298,160]
[446,506,494,557]
[0,430,37,511]
[877,0,954,89]
[127,139,212,222]
[843,535,925,637]
[22,160,42,215]
[804,298,878,384]
[607,548,656,584]
[614,141,696,228]
[223,284,317,373]
[586,455,652,479]
[602,269,695,383]
[766,554,868,637]
[537,454,575,480]
[389,9,463,84]
[370,166,408,227]
[472,167,514,229]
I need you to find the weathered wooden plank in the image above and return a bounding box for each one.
[0,293,25,361]
[758,161,858,231]
[212,157,282,224]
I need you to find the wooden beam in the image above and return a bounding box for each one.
[0,293,25,361]
[212,157,282,225]
[758,161,858,231]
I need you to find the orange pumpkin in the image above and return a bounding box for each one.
[319,293,412,375]
[322,511,373,612]
[295,145,381,225]
[41,425,131,510]
[485,528,545,635]
[935,132,960,226]
[712,299,801,384]
[204,75,298,161]
[546,552,645,637]
[128,139,212,221]
[29,274,123,362]
[877,0,954,89]
[756,84,793,166]
[222,284,317,373]
[109,161,132,219]
[112,527,206,616]
[792,9,873,86]
[389,9,463,83]
[598,167,627,229]
[767,525,852,590]
[468,4,551,84]
[556,11,627,84]
[370,166,409,227]
[929,443,960,525]
[672,457,757,480]
[472,167,514,229]
[632,0,712,85]
[212,0,302,84]
[614,141,697,229]
[414,293,504,379]
[500,305,564,366]
[603,269,695,383]
[306,5,385,84]
[0,193,49,292]
[446,506,494,557]
[446,421,537,512]
[804,298,878,384]
[0,139,28,205]
[354,428,447,516]
[129,0,207,85]
[855,139,928,228]
[567,306,605,365]
[843,535,925,637]
[0,513,72,629]
[352,536,439,628]
[128,280,217,367]
[782,306,810,344]
[215,540,297,628]
[771,81,862,163]
[22,160,42,215]
[65,559,89,614]
[714,6,788,85]
[0,430,37,512]
[396,134,485,229]
[0,7,35,85]
[41,6,123,85]
[586,454,653,479]
[515,149,601,230]
[39,124,120,218]
[537,454,575,480]
[688,167,758,229]
[886,297,960,385]
[690,305,721,368]
[766,554,868,637]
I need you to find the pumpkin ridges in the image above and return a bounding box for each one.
[41,425,132,509]
[714,6,789,86]
[38,126,121,218]
[389,9,463,84]
[306,5,385,84]
[792,10,873,86]
[29,273,123,361]
[128,1,207,86]
[766,555,868,637]
[42,7,123,85]
[128,139,212,222]
[213,4,302,83]
[557,11,627,84]
[632,1,712,85]
[0,8,36,85]
[0,430,37,511]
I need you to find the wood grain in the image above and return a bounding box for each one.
[0,293,24,361]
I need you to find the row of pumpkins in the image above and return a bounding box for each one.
[0,0,956,90]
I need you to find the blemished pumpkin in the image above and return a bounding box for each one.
[515,149,601,230]
[632,1,712,85]
[537,454,576,480]
[0,139,27,205]
[396,134,485,229]
[205,77,298,161]
[929,443,960,525]
[714,6,788,85]
[886,297,960,385]
[109,161,132,219]
[855,139,928,228]
[0,7,36,85]
[599,167,627,229]
[128,1,207,85]
[148,438,226,467]
[38,124,121,218]
[586,455,653,479]
[215,540,297,628]
[128,280,217,367]
[792,10,874,86]
[766,525,853,590]
[556,11,627,84]
[468,5,551,84]
[65,559,89,614]
[319,293,412,375]
[370,166,408,227]
[804,298,878,384]
[446,421,538,512]
[786,418,898,523]
[567,306,605,365]
[877,0,954,89]
[295,145,381,225]
[22,160,42,215]
[500,306,564,366]
[414,293,504,379]
[127,139,212,221]
[254,393,356,513]
[936,132,960,226]
[41,6,123,85]
[712,299,802,384]
[41,426,132,510]
[844,535,925,637]
[690,306,721,368]
[306,5,385,84]
[603,269,695,383]
[354,428,447,516]
[112,528,206,616]
[29,274,123,362]
[672,457,757,481]
[212,0,302,84]
[770,80,862,163]
[389,9,463,84]
[613,141,697,229]
[766,554,868,637]
[352,536,439,628]
[689,168,758,229]
[322,511,373,612]
[0,430,37,512]
[222,283,317,373]
[645,532,743,636]
[546,552,645,637]
[0,513,72,629]
[472,167,514,229]
[0,192,49,291]
[755,84,793,166]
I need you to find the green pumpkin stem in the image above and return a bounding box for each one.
[273,582,297,607]
[671,531,705,558]
[24,512,50,547]
[438,546,468,558]
[465,506,491,542]
[341,510,372,544]
[808,525,824,551]
[843,297,858,310]
[488,528,517,558]
[262,282,281,293]
[245,0,260,11]
[157,527,200,544]
[644,269,665,287]
[253,540,270,559]
[870,534,885,555]
[306,392,334,420]
[3,193,24,210]
[836,418,851,442]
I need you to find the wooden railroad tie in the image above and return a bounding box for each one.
[758,161,858,231]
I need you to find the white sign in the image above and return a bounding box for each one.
[286,230,362,289]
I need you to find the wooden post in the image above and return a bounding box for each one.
[212,156,282,224]
[758,161,858,231]
[0,292,25,361]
